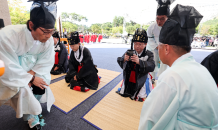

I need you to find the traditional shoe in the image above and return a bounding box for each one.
[30,124,42,130]
[138,98,145,102]
[152,79,155,84]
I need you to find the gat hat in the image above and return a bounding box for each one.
[28,0,58,29]
[159,4,203,46]
[52,31,60,38]
[68,31,80,45]
[156,0,175,16]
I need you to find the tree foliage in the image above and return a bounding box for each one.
[90,24,101,34]
[62,22,78,32]
[113,16,124,27]
[61,12,88,23]
[8,0,30,25]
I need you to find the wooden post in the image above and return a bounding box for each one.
[0,0,11,26]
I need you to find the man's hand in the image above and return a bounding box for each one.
[32,77,48,90]
[28,70,35,76]
[131,54,140,64]
[74,75,77,81]
[124,53,130,62]
[54,66,59,71]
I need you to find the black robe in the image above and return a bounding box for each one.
[65,47,99,90]
[51,42,69,75]
[117,48,155,98]
[201,50,218,85]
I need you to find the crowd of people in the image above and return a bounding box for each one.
[0,0,218,130]
[192,36,218,48]
[64,30,103,44]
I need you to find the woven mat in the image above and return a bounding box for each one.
[51,73,66,80]
[50,68,121,113]
[83,81,144,130]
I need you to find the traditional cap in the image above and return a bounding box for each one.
[0,19,5,28]
[52,31,59,38]
[128,28,148,50]
[132,28,148,43]
[159,4,203,46]
[68,31,80,45]
[156,0,175,16]
[28,0,58,29]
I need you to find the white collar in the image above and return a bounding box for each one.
[136,51,143,57]
[171,53,193,67]
[74,45,84,63]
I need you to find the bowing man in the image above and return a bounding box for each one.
[0,0,58,129]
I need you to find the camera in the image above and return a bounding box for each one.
[126,49,136,60]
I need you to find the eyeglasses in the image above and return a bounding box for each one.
[156,18,166,22]
[39,27,55,35]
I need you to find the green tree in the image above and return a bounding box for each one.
[126,20,137,27]
[214,24,218,36]
[91,24,101,33]
[113,16,124,27]
[142,24,150,31]
[126,26,135,34]
[8,0,30,25]
[62,22,78,32]
[61,12,88,23]
[61,12,69,22]
[134,24,141,30]
[200,25,210,36]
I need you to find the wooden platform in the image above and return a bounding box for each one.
[50,68,121,113]
[83,81,144,130]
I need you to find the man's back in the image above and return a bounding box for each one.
[139,53,218,130]
[160,53,218,129]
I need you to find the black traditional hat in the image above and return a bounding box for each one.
[159,4,203,46]
[0,19,5,28]
[156,0,175,16]
[28,0,58,29]
[132,28,148,44]
[52,31,59,38]
[68,31,80,45]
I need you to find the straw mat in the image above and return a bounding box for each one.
[83,81,144,130]
[50,68,121,113]
[51,73,66,80]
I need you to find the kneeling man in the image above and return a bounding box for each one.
[117,28,155,101]
[65,32,99,92]
[51,31,69,75]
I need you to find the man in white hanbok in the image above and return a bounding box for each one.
[146,0,175,83]
[0,0,58,129]
[139,4,218,130]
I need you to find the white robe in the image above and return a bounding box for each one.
[139,53,218,130]
[0,25,55,118]
[146,22,168,78]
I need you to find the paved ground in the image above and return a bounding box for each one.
[0,43,215,130]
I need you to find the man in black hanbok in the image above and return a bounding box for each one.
[65,31,99,92]
[201,50,218,87]
[117,28,155,101]
[51,31,69,75]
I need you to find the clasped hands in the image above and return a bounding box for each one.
[28,70,48,90]
[124,53,140,65]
